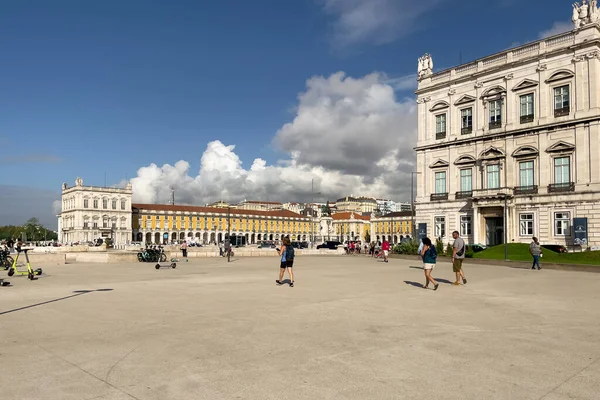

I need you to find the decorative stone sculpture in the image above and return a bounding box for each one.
[417,53,433,79]
[75,177,83,186]
[573,0,599,28]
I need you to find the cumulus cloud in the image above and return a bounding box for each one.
[538,21,572,39]
[127,72,417,206]
[319,0,446,48]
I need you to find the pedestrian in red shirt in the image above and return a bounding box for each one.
[382,239,390,263]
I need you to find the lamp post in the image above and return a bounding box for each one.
[497,192,509,261]
[227,206,231,262]
[411,172,421,240]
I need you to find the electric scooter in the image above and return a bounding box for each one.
[7,248,43,280]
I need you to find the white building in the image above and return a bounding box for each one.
[58,178,133,245]
[236,200,283,211]
[415,6,600,248]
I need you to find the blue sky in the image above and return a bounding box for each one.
[0,0,571,227]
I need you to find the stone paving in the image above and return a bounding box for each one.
[1,256,599,400]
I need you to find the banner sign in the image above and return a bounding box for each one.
[418,223,427,241]
[573,217,588,246]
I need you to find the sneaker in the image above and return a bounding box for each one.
[276,280,283,285]
[289,282,294,287]
[452,282,460,286]
[434,283,439,291]
[462,278,467,285]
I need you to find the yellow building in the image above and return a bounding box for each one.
[332,212,371,243]
[132,203,311,245]
[370,211,413,244]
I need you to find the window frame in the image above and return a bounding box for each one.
[84,199,89,209]
[553,156,571,185]
[93,199,98,209]
[102,199,108,209]
[519,93,535,123]
[489,99,502,128]
[460,215,472,236]
[460,168,472,192]
[519,160,535,188]
[435,113,447,139]
[112,200,117,210]
[460,107,473,134]
[486,164,501,189]
[553,84,570,116]
[434,171,447,194]
[554,211,571,237]
[519,213,534,236]
[434,216,446,238]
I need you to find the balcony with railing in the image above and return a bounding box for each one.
[513,185,538,195]
[471,187,512,200]
[554,106,570,117]
[489,120,502,129]
[430,193,449,201]
[455,191,473,200]
[548,182,575,193]
[520,114,534,124]
[422,31,576,86]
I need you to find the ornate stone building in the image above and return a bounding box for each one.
[335,196,378,214]
[332,212,371,243]
[370,212,413,244]
[58,178,133,245]
[415,5,600,248]
[132,204,311,245]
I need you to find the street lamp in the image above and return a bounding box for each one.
[411,172,421,240]
[227,206,231,262]
[497,192,509,261]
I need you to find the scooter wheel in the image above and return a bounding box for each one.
[28,272,33,280]
[171,263,176,268]
[7,269,14,277]
[36,268,43,275]
[155,264,160,269]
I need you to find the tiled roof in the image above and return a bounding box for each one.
[332,212,371,221]
[132,203,308,219]
[244,200,282,205]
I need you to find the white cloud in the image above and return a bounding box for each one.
[320,0,446,48]
[538,21,572,39]
[127,72,417,206]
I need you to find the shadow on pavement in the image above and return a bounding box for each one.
[0,289,114,316]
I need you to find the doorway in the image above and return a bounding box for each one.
[485,217,504,246]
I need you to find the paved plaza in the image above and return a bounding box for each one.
[1,256,599,400]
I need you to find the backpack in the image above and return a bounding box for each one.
[429,245,437,258]
[286,245,295,260]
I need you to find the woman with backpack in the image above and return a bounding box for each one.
[276,236,295,287]
[421,237,439,291]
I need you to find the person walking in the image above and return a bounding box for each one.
[181,241,188,258]
[530,237,542,270]
[451,231,467,285]
[382,238,390,263]
[219,241,224,257]
[276,237,295,287]
[421,237,439,290]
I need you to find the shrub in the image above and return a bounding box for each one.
[465,247,475,258]
[436,239,445,256]
[446,243,454,257]
[394,240,419,255]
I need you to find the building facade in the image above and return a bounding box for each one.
[370,212,413,244]
[335,196,378,214]
[235,200,283,211]
[415,8,600,248]
[332,212,371,243]
[58,178,133,245]
[132,203,311,245]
